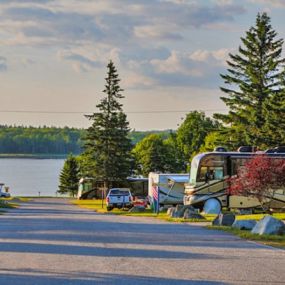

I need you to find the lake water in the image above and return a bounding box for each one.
[0,158,65,197]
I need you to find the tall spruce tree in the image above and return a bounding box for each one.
[58,154,79,197]
[83,61,132,189]
[215,12,285,148]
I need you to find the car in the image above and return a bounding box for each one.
[0,192,11,198]
[106,188,133,211]
[132,196,148,208]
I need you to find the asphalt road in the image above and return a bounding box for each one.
[0,198,284,285]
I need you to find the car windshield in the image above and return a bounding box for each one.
[109,189,130,195]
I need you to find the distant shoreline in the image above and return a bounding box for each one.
[0,154,68,159]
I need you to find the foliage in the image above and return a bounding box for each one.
[176,111,219,163]
[228,155,285,207]
[215,12,285,148]
[132,134,180,176]
[83,61,132,187]
[58,154,80,197]
[0,125,83,154]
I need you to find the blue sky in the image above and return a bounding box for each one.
[1,0,285,130]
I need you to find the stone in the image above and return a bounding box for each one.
[128,206,146,213]
[211,213,236,226]
[232,219,257,230]
[183,208,206,220]
[212,215,220,226]
[167,207,175,216]
[251,216,285,235]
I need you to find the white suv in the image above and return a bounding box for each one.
[106,188,133,211]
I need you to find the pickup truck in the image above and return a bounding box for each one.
[106,188,133,211]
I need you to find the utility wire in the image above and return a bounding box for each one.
[0,109,228,114]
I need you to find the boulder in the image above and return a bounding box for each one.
[251,216,285,235]
[167,207,175,216]
[183,208,206,220]
[128,206,146,213]
[232,219,256,230]
[170,205,185,218]
[211,213,236,226]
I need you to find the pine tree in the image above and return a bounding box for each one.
[265,88,285,146]
[58,154,79,197]
[83,61,132,189]
[215,12,285,148]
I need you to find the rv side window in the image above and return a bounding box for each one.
[198,166,224,182]
[231,158,247,175]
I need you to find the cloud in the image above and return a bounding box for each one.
[247,0,285,8]
[0,56,7,71]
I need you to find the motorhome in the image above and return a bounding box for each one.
[184,148,285,212]
[148,172,188,206]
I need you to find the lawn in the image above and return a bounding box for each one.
[235,212,285,221]
[72,199,215,222]
[209,225,285,249]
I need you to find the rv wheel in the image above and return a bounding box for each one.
[203,198,221,214]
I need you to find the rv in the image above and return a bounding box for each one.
[183,149,285,212]
[148,172,188,206]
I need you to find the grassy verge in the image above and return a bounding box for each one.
[72,199,214,222]
[208,225,285,249]
[235,212,285,221]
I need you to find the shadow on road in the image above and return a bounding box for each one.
[0,269,228,285]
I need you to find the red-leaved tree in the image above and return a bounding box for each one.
[228,155,285,210]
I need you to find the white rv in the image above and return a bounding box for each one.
[148,172,188,206]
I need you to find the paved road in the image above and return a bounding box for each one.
[0,199,284,285]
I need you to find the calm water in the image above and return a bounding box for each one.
[0,158,65,197]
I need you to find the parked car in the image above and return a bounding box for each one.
[106,188,133,211]
[132,196,148,208]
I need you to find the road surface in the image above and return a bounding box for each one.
[0,198,284,284]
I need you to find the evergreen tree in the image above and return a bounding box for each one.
[58,154,79,197]
[265,87,285,145]
[215,12,285,148]
[83,61,132,189]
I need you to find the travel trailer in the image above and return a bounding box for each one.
[183,148,285,212]
[148,172,188,206]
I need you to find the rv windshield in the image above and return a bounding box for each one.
[189,154,203,184]
[189,154,225,184]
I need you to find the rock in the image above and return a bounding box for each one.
[167,207,175,216]
[169,205,186,218]
[232,219,257,230]
[183,208,206,220]
[128,206,146,213]
[211,213,236,226]
[212,215,220,226]
[251,216,285,235]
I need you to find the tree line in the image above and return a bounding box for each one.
[57,12,285,196]
[0,125,170,155]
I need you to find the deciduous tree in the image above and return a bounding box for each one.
[228,155,285,210]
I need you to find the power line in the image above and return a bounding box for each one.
[0,108,228,115]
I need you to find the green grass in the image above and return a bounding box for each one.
[72,199,214,222]
[235,212,285,221]
[208,225,285,249]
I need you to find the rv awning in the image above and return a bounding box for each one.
[167,176,188,183]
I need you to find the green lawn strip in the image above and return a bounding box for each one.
[208,225,285,249]
[235,212,285,221]
[72,199,214,222]
[0,201,19,209]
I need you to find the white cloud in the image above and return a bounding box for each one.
[248,0,285,8]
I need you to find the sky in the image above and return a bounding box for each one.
[1,0,285,131]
